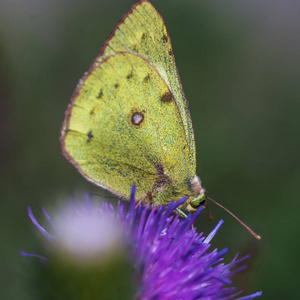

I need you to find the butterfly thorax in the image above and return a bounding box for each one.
[145,174,206,212]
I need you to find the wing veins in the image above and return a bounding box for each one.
[78,159,155,177]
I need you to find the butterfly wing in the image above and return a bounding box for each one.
[61,0,197,202]
[62,52,190,201]
[96,0,196,174]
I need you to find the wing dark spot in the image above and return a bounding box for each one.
[90,108,95,116]
[126,71,133,80]
[162,35,168,43]
[154,162,171,188]
[156,180,166,188]
[161,91,173,103]
[97,89,103,99]
[155,162,164,175]
[143,74,150,83]
[131,111,145,126]
[114,83,119,89]
[87,130,94,142]
[132,45,138,52]
[169,48,173,56]
[141,33,146,41]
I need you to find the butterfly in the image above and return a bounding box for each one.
[61,0,207,213]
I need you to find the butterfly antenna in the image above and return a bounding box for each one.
[206,197,261,240]
[205,203,214,221]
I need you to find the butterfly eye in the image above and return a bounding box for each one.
[190,194,206,209]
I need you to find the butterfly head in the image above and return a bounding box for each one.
[186,175,206,212]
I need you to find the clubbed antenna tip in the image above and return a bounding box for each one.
[206,197,261,240]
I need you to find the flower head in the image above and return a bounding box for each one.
[22,187,262,299]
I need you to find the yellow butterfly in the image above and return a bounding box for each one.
[61,0,206,212]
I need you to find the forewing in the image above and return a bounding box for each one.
[95,0,196,174]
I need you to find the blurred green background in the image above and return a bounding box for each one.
[1,0,299,299]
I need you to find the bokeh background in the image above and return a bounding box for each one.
[1,0,299,298]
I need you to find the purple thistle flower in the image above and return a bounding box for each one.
[22,187,262,300]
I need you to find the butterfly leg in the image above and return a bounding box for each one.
[176,208,196,229]
[176,208,187,218]
[206,203,214,221]
[135,192,152,209]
